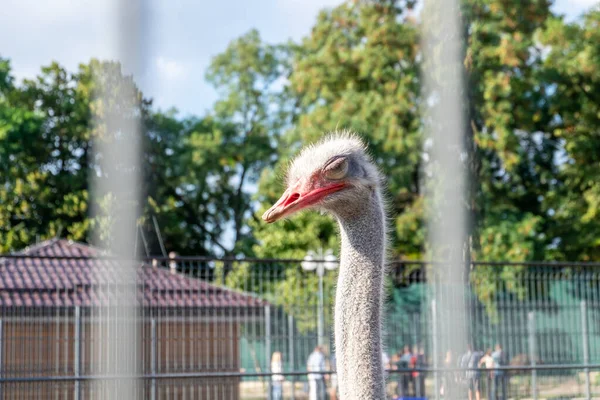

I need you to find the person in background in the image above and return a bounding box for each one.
[397,345,412,397]
[307,346,326,400]
[410,345,420,397]
[467,347,484,400]
[459,344,473,397]
[491,343,507,400]
[390,352,401,396]
[271,351,284,400]
[329,352,338,400]
[414,345,426,397]
[408,346,419,397]
[479,348,495,400]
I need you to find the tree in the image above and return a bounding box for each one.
[243,1,422,332]
[246,1,600,318]
[461,0,559,263]
[2,1,599,271]
[0,58,153,253]
[253,0,423,260]
[539,10,600,261]
[0,57,46,251]
[142,112,236,256]
[143,30,292,257]
[0,59,93,252]
[0,46,291,257]
[205,29,295,256]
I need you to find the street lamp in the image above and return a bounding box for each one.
[302,248,338,347]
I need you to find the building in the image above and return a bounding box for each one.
[0,239,266,399]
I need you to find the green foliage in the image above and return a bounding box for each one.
[464,0,558,259]
[140,29,293,256]
[0,31,290,257]
[0,59,87,251]
[142,112,252,256]
[253,0,423,259]
[248,1,600,313]
[0,58,155,252]
[538,10,600,261]
[1,2,600,317]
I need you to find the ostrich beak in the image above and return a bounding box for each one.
[262,181,346,223]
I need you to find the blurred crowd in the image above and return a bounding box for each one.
[269,342,508,400]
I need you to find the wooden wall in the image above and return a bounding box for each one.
[0,317,241,400]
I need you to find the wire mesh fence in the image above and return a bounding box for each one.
[0,240,599,399]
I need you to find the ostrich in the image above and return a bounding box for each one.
[263,133,386,399]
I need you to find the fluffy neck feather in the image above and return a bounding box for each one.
[334,188,386,400]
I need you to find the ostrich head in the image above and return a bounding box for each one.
[262,133,381,223]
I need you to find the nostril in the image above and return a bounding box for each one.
[283,192,300,207]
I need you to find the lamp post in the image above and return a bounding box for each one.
[302,248,338,347]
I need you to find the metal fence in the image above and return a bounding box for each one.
[0,250,599,399]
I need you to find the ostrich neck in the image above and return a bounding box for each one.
[335,190,386,400]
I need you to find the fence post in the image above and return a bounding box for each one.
[265,305,272,400]
[528,311,537,400]
[581,301,591,400]
[431,299,440,400]
[151,318,157,400]
[288,315,295,400]
[74,306,81,400]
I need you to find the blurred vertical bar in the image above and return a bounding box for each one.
[74,306,81,400]
[431,299,439,400]
[90,0,147,398]
[288,315,295,400]
[581,301,590,400]
[421,0,468,397]
[265,304,272,400]
[528,311,537,400]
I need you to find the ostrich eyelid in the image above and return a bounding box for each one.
[323,156,349,180]
[323,156,347,172]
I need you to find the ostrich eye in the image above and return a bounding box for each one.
[323,157,348,180]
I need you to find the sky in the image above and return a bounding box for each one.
[1,0,598,118]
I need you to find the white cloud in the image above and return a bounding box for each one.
[155,57,188,81]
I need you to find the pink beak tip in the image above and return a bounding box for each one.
[262,209,276,223]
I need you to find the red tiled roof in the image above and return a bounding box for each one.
[0,239,266,309]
